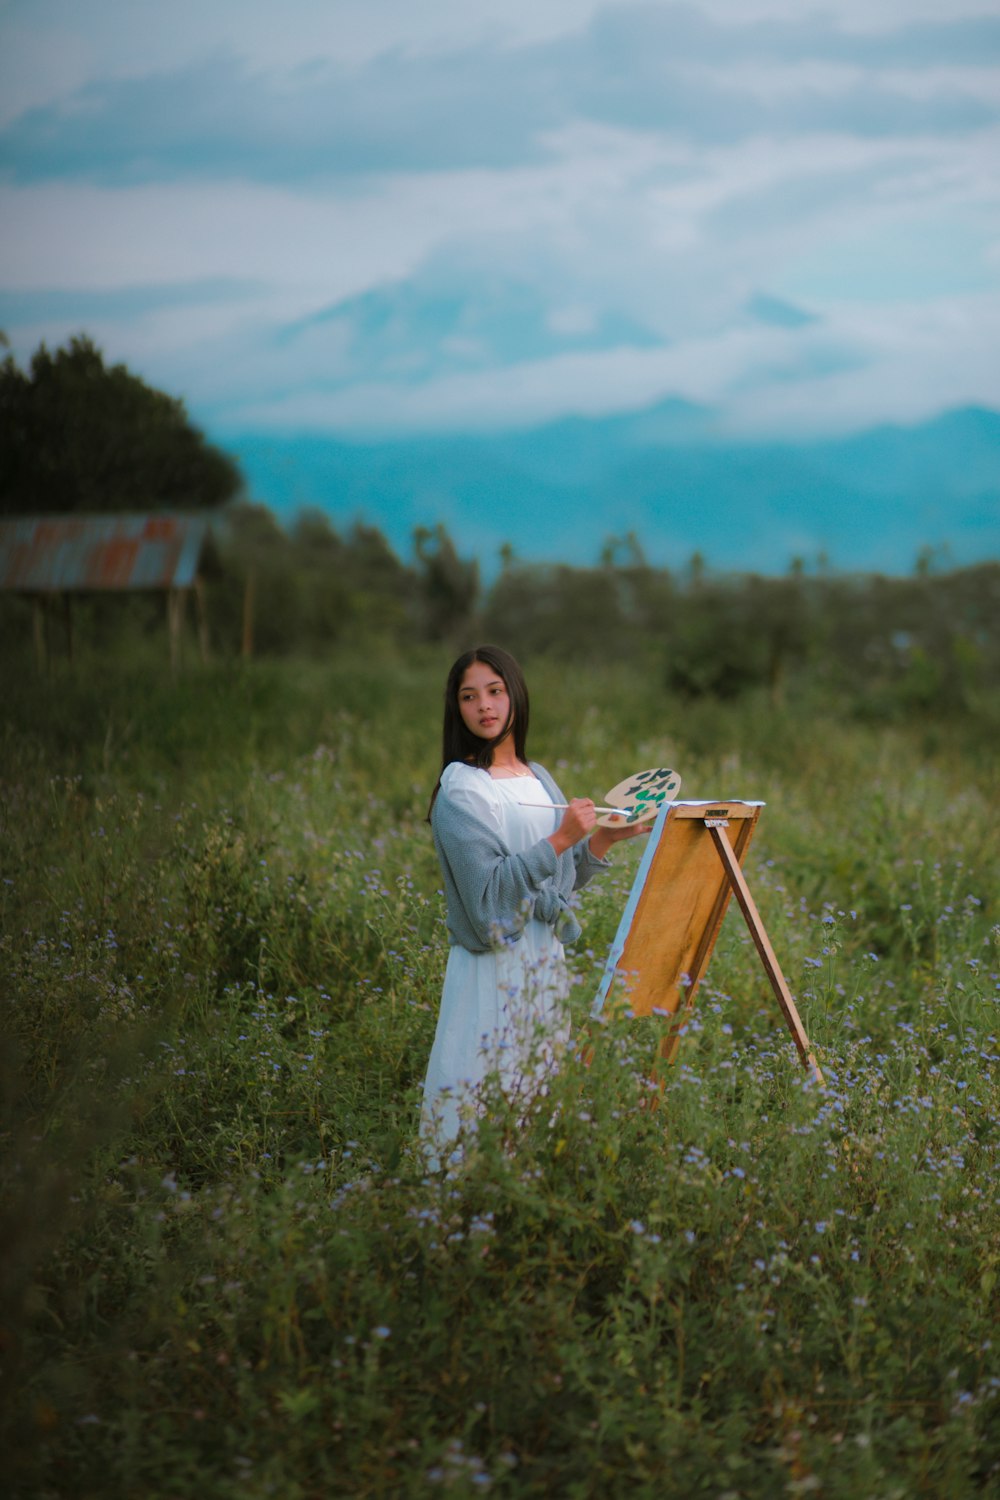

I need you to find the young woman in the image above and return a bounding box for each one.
[421,644,649,1163]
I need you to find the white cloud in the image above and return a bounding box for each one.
[695,0,1000,28]
[726,292,1000,431]
[203,292,1000,438]
[1,0,998,439]
[0,178,452,297]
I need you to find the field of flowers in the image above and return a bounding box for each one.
[2,649,998,1498]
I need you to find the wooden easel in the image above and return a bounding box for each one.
[592,800,824,1085]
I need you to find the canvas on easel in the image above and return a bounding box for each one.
[592,799,824,1085]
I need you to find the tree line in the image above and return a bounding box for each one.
[214,504,999,722]
[2,333,997,719]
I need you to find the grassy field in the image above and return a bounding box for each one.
[2,647,998,1498]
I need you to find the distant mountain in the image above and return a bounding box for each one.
[222,402,1000,576]
[273,269,663,380]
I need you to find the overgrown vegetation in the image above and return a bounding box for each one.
[4,494,999,737]
[1,642,997,1498]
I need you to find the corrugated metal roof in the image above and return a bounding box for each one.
[0,513,210,592]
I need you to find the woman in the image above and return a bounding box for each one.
[421,644,648,1163]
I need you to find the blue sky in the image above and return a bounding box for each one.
[1,0,1000,442]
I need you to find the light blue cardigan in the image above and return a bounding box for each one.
[431,760,608,952]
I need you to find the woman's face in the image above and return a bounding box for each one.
[457,660,511,743]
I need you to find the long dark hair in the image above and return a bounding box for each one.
[427,644,530,816]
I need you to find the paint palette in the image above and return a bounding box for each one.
[596,766,682,827]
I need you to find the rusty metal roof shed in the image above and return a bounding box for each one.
[0,513,210,593]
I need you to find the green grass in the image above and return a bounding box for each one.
[2,647,998,1498]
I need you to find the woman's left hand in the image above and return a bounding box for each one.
[587,814,653,861]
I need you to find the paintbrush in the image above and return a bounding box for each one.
[518,801,642,818]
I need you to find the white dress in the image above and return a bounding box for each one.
[420,763,571,1163]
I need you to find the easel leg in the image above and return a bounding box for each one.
[708,824,825,1086]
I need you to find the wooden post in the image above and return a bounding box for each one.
[193,575,210,663]
[63,593,74,664]
[167,588,186,675]
[242,568,255,661]
[32,595,48,673]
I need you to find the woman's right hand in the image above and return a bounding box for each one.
[548,798,597,856]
